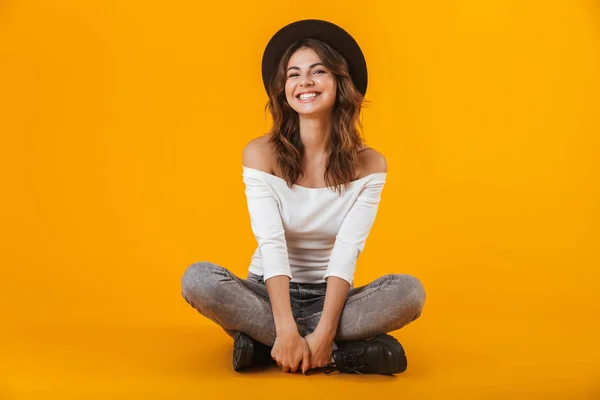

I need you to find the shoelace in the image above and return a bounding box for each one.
[322,362,363,375]
[321,350,366,375]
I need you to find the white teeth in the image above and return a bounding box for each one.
[298,92,319,100]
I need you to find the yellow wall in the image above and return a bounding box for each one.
[1,0,599,397]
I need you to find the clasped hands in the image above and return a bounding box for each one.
[271,327,334,374]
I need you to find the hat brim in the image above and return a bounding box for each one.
[261,19,368,96]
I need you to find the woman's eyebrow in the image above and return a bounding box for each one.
[287,62,325,72]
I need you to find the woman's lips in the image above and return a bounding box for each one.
[296,92,321,103]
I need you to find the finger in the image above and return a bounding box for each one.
[290,363,298,373]
[311,358,324,369]
[282,364,290,373]
[302,351,311,374]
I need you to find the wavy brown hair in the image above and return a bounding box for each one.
[264,38,369,195]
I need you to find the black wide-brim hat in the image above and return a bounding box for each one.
[261,19,368,96]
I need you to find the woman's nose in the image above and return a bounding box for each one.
[300,75,314,86]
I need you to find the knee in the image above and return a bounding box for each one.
[181,261,226,303]
[391,274,426,319]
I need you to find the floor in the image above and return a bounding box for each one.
[2,308,599,400]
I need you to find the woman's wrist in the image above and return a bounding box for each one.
[275,317,298,336]
[314,323,337,340]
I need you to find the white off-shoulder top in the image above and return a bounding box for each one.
[242,165,387,285]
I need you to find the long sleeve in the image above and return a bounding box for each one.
[243,172,293,281]
[323,176,386,285]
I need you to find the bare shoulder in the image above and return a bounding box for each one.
[357,147,388,177]
[242,135,275,173]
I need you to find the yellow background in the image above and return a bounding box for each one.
[1,0,599,398]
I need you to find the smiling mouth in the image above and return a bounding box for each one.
[296,92,322,101]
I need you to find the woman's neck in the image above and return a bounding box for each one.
[298,115,332,158]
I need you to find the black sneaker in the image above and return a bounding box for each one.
[232,331,274,371]
[323,334,407,375]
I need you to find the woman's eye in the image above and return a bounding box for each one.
[288,70,325,78]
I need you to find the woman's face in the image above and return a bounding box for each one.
[284,47,337,116]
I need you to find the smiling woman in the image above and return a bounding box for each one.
[181,19,426,376]
[267,37,368,193]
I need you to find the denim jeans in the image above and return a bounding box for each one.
[181,261,426,346]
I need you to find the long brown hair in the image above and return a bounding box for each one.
[264,38,369,195]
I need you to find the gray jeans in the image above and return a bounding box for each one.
[181,261,426,346]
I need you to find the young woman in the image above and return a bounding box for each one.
[181,19,425,375]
